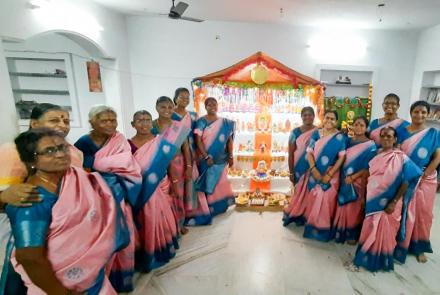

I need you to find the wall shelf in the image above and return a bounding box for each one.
[324,83,370,88]
[12,89,70,95]
[6,52,81,127]
[422,85,440,89]
[9,72,67,78]
[7,57,64,62]
[419,71,440,125]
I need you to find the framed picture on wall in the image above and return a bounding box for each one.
[87,61,103,92]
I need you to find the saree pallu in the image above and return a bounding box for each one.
[303,131,346,242]
[194,117,235,217]
[394,127,440,263]
[283,127,317,226]
[74,132,142,292]
[8,167,124,294]
[332,140,377,243]
[368,118,409,146]
[184,163,212,226]
[172,112,212,226]
[169,154,186,229]
[354,150,422,272]
[134,120,190,272]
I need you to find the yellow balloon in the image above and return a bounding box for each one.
[251,65,269,85]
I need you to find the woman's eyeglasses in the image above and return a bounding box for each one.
[35,144,69,157]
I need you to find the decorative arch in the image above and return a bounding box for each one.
[24,30,114,60]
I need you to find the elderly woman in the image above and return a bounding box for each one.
[74,105,142,292]
[194,97,235,217]
[129,110,189,272]
[354,127,422,272]
[4,128,123,294]
[394,101,440,264]
[0,103,83,295]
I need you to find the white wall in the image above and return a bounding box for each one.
[411,24,440,101]
[0,41,18,143]
[0,0,135,142]
[126,17,420,120]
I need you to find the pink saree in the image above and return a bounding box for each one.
[133,136,180,272]
[354,150,422,272]
[10,167,121,294]
[283,127,317,226]
[92,132,142,292]
[194,117,235,217]
[394,128,439,262]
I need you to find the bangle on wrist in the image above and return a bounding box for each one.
[172,179,179,184]
[326,173,333,178]
[204,155,211,160]
[309,165,316,171]
[186,164,192,168]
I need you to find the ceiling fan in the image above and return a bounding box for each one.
[167,0,204,22]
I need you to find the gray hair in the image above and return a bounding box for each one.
[88,105,117,121]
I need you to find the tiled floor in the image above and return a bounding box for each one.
[131,197,440,295]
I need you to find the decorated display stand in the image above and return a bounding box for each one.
[192,52,323,211]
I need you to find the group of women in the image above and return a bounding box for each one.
[284,93,440,272]
[0,88,235,294]
[0,90,438,295]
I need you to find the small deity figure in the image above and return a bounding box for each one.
[259,141,267,154]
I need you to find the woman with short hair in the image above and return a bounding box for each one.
[368,93,409,145]
[74,105,142,292]
[129,110,188,272]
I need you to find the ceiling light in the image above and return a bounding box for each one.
[308,31,367,62]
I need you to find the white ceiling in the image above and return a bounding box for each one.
[92,0,440,30]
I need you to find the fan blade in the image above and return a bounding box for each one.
[171,2,189,16]
[143,11,169,18]
[180,16,204,22]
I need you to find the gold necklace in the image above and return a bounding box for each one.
[157,119,171,132]
[35,173,59,189]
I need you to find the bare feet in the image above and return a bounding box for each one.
[347,240,357,246]
[417,253,428,263]
[181,227,189,235]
